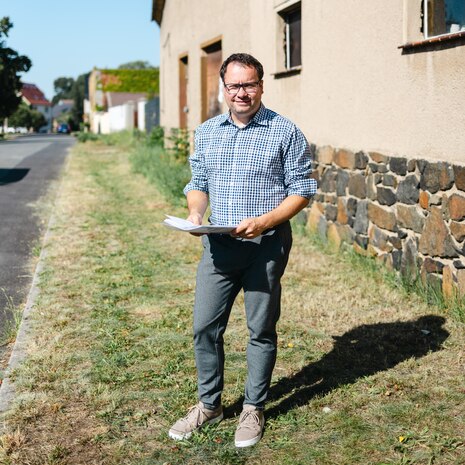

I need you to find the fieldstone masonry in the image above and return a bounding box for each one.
[307,145,465,299]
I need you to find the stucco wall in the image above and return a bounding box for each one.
[158,0,465,163]
[252,0,465,164]
[159,0,251,132]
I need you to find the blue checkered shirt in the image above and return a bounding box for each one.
[184,105,317,226]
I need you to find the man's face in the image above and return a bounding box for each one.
[222,63,263,123]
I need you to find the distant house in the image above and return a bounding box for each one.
[21,83,52,130]
[52,99,74,118]
[84,68,160,134]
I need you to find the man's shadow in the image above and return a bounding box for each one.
[226,315,449,419]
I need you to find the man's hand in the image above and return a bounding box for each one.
[230,196,310,239]
[186,190,208,237]
[231,217,267,239]
[187,212,205,237]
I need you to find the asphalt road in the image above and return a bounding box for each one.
[0,134,75,333]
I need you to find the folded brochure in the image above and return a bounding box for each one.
[163,215,237,234]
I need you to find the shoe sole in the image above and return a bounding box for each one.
[235,432,263,448]
[168,412,224,441]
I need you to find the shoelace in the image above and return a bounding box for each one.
[237,410,261,430]
[180,405,205,428]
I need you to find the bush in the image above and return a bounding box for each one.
[167,128,190,163]
[147,126,164,147]
[99,130,137,147]
[8,102,46,131]
[130,143,190,205]
[76,130,138,146]
[79,122,90,132]
[76,132,99,143]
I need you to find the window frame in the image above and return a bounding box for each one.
[200,38,222,122]
[423,0,465,39]
[277,1,302,73]
[399,0,465,51]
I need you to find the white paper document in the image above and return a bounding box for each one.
[163,215,237,234]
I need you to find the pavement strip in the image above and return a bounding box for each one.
[0,150,70,427]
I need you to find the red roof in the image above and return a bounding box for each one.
[21,83,51,106]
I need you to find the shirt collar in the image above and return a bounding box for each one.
[218,104,269,128]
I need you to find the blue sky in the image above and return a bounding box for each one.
[2,0,160,100]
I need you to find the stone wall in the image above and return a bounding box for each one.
[307,146,465,299]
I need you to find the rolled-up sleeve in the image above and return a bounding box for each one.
[283,126,317,199]
[183,130,209,196]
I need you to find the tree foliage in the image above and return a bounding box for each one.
[8,102,46,131]
[100,69,159,95]
[7,102,30,127]
[52,76,74,105]
[0,17,32,120]
[118,60,155,70]
[70,73,88,129]
[52,72,88,130]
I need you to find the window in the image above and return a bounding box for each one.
[424,0,465,37]
[280,3,301,69]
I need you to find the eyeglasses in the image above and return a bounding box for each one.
[223,81,261,95]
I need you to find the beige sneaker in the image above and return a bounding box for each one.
[168,401,223,440]
[234,405,265,448]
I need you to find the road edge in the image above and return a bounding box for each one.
[0,144,72,422]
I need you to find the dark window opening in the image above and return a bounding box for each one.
[179,55,188,129]
[281,4,302,69]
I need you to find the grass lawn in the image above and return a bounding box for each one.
[0,138,464,464]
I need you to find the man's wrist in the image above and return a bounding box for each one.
[257,214,273,231]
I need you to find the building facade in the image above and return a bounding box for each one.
[153,0,465,297]
[85,68,160,134]
[21,83,52,131]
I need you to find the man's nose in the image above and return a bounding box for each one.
[236,86,248,97]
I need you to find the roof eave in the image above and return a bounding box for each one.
[151,0,165,25]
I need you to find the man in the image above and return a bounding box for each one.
[169,53,317,448]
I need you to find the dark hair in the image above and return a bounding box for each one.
[219,53,264,82]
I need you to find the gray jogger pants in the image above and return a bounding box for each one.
[193,221,292,410]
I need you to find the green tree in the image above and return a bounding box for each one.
[8,102,46,131]
[52,76,74,105]
[69,72,88,130]
[118,60,155,69]
[51,72,88,130]
[0,17,32,121]
[30,109,46,131]
[8,102,32,128]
